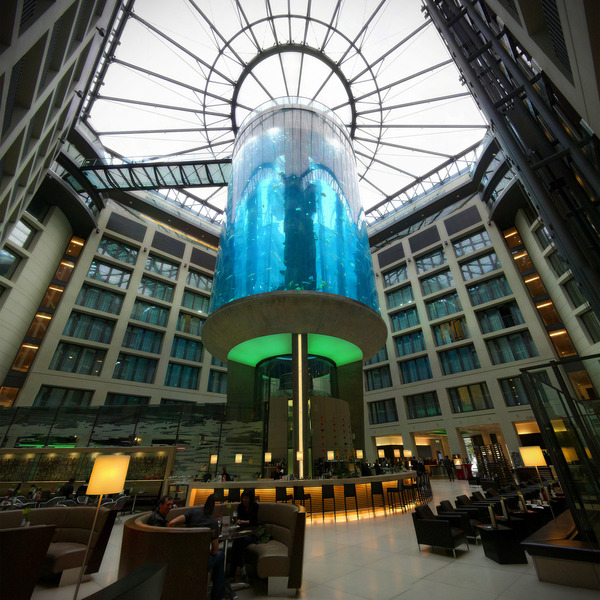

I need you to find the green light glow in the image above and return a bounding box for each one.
[308,334,362,365]
[228,333,362,366]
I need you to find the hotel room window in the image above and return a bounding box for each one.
[405,391,441,419]
[368,399,398,424]
[426,291,462,320]
[386,285,414,309]
[365,366,392,391]
[383,264,407,287]
[145,254,179,279]
[449,382,493,413]
[439,345,480,375]
[97,237,138,264]
[49,343,106,375]
[113,353,157,383]
[390,306,420,332]
[87,260,131,288]
[415,248,446,274]
[138,276,175,302]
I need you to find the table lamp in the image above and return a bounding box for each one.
[73,454,130,600]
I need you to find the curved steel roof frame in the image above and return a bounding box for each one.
[82,0,488,227]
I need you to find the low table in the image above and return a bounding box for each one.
[477,524,528,564]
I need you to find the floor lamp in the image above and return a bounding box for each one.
[73,454,130,600]
[519,445,555,519]
[518,445,545,484]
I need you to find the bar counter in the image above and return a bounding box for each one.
[186,471,417,517]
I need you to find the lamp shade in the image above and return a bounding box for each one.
[393,449,401,458]
[296,451,303,461]
[327,451,334,461]
[87,454,130,495]
[404,450,412,458]
[519,446,545,467]
[264,452,272,463]
[356,449,363,459]
[235,454,243,464]
[377,449,385,458]
[210,454,218,464]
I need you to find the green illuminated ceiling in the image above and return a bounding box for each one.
[228,333,362,367]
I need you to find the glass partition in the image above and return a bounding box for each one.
[521,355,600,543]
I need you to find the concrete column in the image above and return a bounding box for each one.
[447,427,467,459]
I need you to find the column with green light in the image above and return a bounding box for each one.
[203,98,387,477]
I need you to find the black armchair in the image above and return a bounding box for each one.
[454,496,493,523]
[412,505,469,557]
[436,501,481,543]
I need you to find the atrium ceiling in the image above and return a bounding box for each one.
[81,0,489,227]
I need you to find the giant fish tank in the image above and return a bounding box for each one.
[210,97,379,314]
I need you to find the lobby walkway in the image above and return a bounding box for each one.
[33,478,597,600]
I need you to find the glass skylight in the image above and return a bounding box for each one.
[83,0,488,226]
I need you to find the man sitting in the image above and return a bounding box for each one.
[169,494,225,600]
[147,495,173,527]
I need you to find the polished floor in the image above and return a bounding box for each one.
[33,478,597,600]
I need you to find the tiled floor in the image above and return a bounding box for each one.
[33,479,598,600]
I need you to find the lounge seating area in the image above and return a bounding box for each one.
[119,501,306,598]
[23,478,600,600]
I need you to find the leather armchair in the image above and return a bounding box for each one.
[435,501,481,542]
[412,505,469,558]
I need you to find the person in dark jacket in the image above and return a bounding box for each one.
[147,495,174,527]
[57,478,76,498]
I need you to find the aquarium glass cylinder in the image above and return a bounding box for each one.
[210,98,378,313]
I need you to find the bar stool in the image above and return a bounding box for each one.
[322,484,336,522]
[404,479,417,508]
[293,485,312,520]
[386,480,403,513]
[370,481,386,516]
[344,483,359,520]
[275,486,293,503]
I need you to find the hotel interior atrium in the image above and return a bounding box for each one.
[0,0,599,595]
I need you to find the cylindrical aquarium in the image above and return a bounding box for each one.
[210,97,378,313]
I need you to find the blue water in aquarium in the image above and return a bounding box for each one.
[210,103,379,314]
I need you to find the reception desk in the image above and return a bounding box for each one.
[186,472,417,518]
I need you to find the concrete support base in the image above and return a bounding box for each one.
[267,576,297,596]
[532,556,600,590]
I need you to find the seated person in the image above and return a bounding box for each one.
[57,478,76,498]
[75,480,89,498]
[169,494,225,600]
[229,491,259,580]
[147,495,173,527]
[272,465,283,480]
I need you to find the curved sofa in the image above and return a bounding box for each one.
[243,501,306,594]
[119,513,212,600]
[0,506,116,583]
[120,501,306,597]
